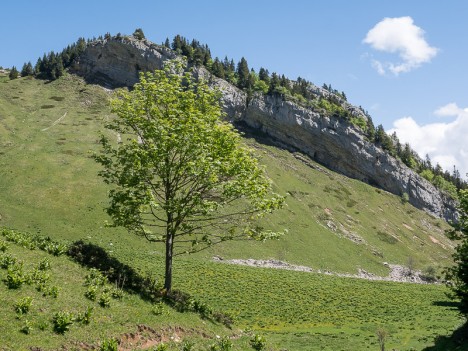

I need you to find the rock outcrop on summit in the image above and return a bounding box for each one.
[71,35,457,221]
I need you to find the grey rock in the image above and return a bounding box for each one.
[71,36,457,221]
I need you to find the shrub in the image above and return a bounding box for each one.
[84,268,107,286]
[99,338,118,351]
[154,343,168,351]
[151,302,165,315]
[44,285,60,298]
[76,306,93,325]
[0,253,17,269]
[209,337,232,351]
[52,311,75,334]
[20,319,32,334]
[85,285,98,301]
[14,296,33,315]
[181,341,194,351]
[0,240,8,252]
[38,258,51,271]
[99,292,111,308]
[250,334,267,351]
[6,264,26,289]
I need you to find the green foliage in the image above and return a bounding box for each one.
[98,291,111,308]
[401,192,410,204]
[151,301,165,315]
[349,116,367,131]
[6,263,26,289]
[52,311,75,334]
[420,169,435,182]
[8,66,19,80]
[154,343,168,351]
[0,239,8,252]
[209,337,232,351]
[99,338,119,351]
[20,319,33,334]
[76,306,94,325]
[445,189,468,316]
[94,61,284,290]
[250,334,267,351]
[433,175,458,199]
[14,296,33,315]
[133,28,145,40]
[21,62,34,77]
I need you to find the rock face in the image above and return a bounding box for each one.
[72,36,457,221]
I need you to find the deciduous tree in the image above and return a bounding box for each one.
[446,189,468,316]
[94,61,285,292]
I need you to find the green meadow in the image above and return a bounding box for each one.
[0,72,465,350]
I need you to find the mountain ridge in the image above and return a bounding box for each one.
[70,34,457,221]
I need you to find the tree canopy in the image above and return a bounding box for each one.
[94,61,285,291]
[446,189,468,316]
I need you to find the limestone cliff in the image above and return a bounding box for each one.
[71,35,457,221]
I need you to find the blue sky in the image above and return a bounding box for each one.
[1,0,467,177]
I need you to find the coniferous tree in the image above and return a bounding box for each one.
[236,57,250,89]
[9,66,19,80]
[133,28,145,40]
[21,62,34,76]
[259,67,270,84]
[164,37,170,48]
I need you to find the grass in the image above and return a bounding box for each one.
[0,73,465,350]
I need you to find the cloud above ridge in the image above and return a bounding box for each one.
[363,16,438,75]
[388,103,468,179]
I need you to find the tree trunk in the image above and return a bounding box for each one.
[164,230,174,292]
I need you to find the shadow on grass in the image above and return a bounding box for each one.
[68,240,234,327]
[422,322,468,351]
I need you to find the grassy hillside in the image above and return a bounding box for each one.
[0,73,464,350]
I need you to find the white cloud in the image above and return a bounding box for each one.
[363,17,438,75]
[389,103,468,179]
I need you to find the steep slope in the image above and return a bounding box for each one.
[71,35,457,221]
[0,72,454,277]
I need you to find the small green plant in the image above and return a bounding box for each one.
[0,253,17,269]
[37,320,48,331]
[110,286,124,300]
[38,257,51,271]
[181,340,194,351]
[85,285,98,301]
[250,334,267,351]
[52,311,75,334]
[44,285,60,298]
[6,264,25,289]
[76,306,93,325]
[209,337,232,351]
[14,296,33,315]
[151,302,165,315]
[20,319,32,334]
[154,343,168,351]
[99,337,118,351]
[0,240,8,252]
[99,292,111,308]
[84,268,107,286]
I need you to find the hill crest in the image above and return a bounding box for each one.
[70,35,457,221]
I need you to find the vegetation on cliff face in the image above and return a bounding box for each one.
[21,30,467,197]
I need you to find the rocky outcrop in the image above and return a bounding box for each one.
[71,36,458,221]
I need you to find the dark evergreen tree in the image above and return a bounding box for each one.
[236,57,250,89]
[164,37,170,48]
[269,72,281,93]
[8,66,19,80]
[211,58,225,79]
[21,62,34,76]
[133,28,145,40]
[258,67,270,84]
